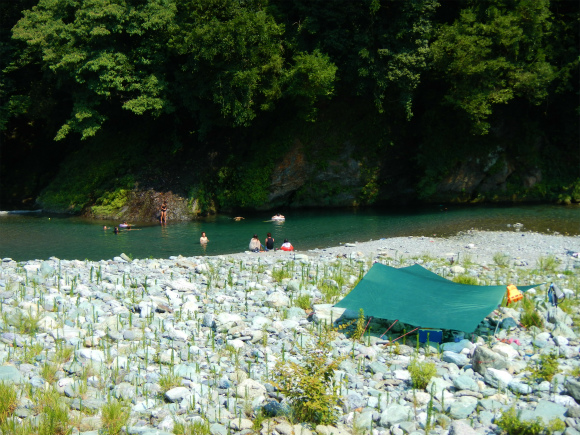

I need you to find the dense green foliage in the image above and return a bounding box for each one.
[1,0,578,212]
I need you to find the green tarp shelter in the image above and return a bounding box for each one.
[334,263,541,333]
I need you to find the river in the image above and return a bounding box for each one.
[0,204,578,261]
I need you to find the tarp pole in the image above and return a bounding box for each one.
[380,319,399,339]
[389,327,420,344]
[362,317,373,335]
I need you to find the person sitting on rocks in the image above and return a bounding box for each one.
[249,234,261,252]
[280,239,294,251]
[265,233,275,251]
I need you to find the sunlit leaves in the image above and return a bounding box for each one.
[431,0,556,134]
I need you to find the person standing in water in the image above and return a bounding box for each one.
[160,201,168,223]
[265,233,274,251]
[200,232,209,244]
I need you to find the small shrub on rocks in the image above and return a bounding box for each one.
[530,352,560,382]
[293,294,312,310]
[273,333,343,425]
[408,358,437,390]
[351,309,366,341]
[497,406,565,435]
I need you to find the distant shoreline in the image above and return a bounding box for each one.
[223,230,580,270]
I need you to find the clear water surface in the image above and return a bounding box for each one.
[0,204,578,261]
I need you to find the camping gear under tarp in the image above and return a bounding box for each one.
[334,263,541,333]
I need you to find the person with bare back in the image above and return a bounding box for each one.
[160,201,168,223]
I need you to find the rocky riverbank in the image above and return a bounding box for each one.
[1,230,580,435]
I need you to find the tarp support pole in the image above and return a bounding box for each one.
[362,317,373,336]
[380,319,399,339]
[389,327,420,344]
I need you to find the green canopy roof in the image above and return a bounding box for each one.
[334,263,541,333]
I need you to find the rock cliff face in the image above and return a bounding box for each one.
[267,141,363,208]
[432,153,543,203]
[84,190,199,222]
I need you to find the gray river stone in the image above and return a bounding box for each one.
[566,378,580,403]
[380,404,412,427]
[0,365,22,383]
[453,375,479,392]
[448,396,478,419]
[448,420,480,435]
[442,351,469,367]
[508,380,533,395]
[164,386,190,403]
[519,400,567,423]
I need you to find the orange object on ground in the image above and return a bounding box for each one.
[506,284,523,305]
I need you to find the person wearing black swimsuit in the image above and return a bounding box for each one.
[160,201,167,223]
[265,233,274,251]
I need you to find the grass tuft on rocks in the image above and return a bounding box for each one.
[0,382,18,425]
[101,398,130,435]
[408,358,437,390]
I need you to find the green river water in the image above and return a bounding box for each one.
[0,205,578,261]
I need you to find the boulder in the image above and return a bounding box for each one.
[471,346,507,375]
[236,378,266,399]
[566,378,580,403]
[380,404,412,427]
[312,304,358,325]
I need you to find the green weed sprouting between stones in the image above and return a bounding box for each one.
[0,382,17,425]
[408,358,437,390]
[530,352,560,382]
[101,398,130,435]
[493,252,511,268]
[519,296,544,329]
[173,419,211,435]
[11,309,42,334]
[319,282,342,304]
[496,406,565,435]
[293,294,312,310]
[273,333,343,425]
[452,274,479,285]
[34,387,73,435]
[535,255,559,273]
[159,372,182,393]
[350,309,366,342]
[272,267,291,282]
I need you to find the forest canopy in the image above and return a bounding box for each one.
[1,0,578,211]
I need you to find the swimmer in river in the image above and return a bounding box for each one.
[234,217,244,221]
[200,232,209,244]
